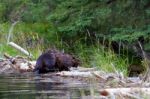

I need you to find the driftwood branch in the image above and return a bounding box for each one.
[8,42,32,57]
[6,21,33,58]
[7,21,19,44]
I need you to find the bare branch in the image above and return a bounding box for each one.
[8,42,32,57]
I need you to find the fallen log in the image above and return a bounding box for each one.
[56,71,120,79]
[56,71,94,77]
[55,71,121,83]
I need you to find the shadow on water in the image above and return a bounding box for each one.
[0,73,99,99]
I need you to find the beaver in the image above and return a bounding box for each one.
[33,49,80,74]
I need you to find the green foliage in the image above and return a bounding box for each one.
[0,3,6,22]
[46,0,150,48]
[21,2,49,22]
[1,0,150,74]
[1,0,150,44]
[47,0,111,39]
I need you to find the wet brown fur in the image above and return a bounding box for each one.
[33,49,80,73]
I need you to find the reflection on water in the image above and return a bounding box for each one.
[0,73,99,99]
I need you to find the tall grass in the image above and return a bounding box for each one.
[0,22,47,59]
[91,46,128,75]
[0,22,129,75]
[66,37,129,75]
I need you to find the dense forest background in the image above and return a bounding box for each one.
[1,0,150,75]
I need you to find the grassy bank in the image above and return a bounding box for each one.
[0,22,129,76]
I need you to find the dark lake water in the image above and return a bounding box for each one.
[0,73,100,99]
